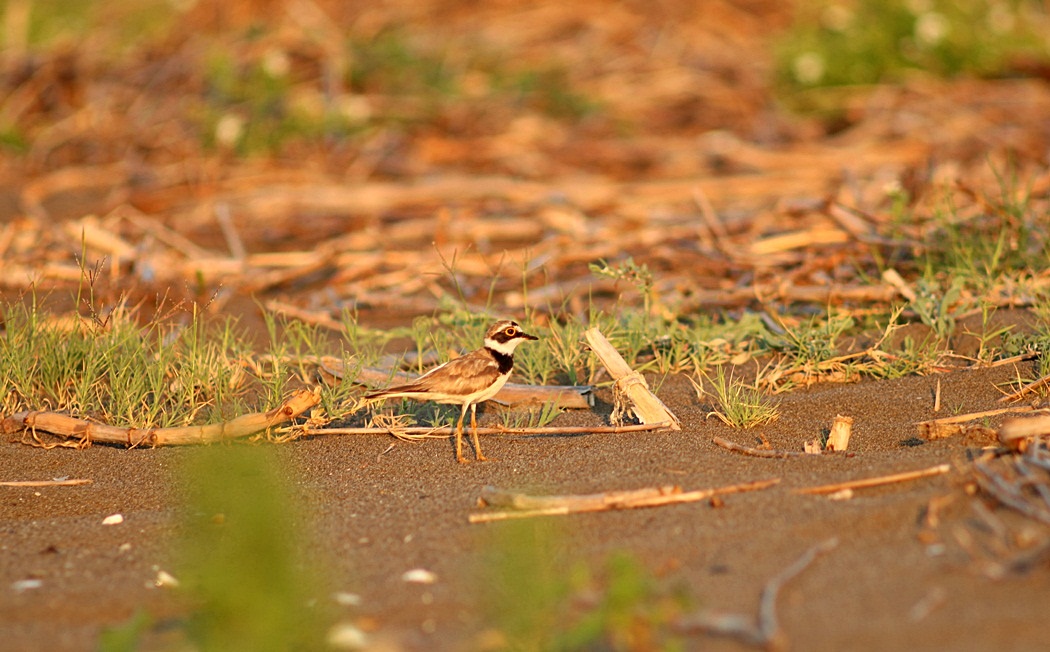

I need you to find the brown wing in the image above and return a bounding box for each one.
[366,350,501,400]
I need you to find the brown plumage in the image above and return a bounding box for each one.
[365,320,538,462]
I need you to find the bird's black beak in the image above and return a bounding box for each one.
[522,332,539,341]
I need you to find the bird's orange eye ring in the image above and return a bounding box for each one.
[505,327,517,336]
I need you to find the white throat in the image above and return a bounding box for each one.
[485,336,525,356]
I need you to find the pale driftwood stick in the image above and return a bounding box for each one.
[301,421,675,438]
[675,537,839,651]
[326,358,595,410]
[469,478,779,523]
[0,478,93,487]
[2,390,320,447]
[713,436,804,458]
[999,372,1050,403]
[793,463,951,495]
[583,326,681,430]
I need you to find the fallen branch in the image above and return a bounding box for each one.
[713,436,804,458]
[675,537,839,651]
[469,478,780,523]
[583,327,681,429]
[300,421,674,438]
[0,478,93,487]
[793,464,951,495]
[2,390,321,447]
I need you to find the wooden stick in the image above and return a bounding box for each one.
[793,464,951,495]
[756,537,839,649]
[0,478,93,487]
[302,421,676,438]
[2,390,320,447]
[713,436,804,458]
[675,537,839,651]
[583,327,681,430]
[469,478,779,523]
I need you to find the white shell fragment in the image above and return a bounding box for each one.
[327,622,368,649]
[154,570,180,588]
[332,591,362,606]
[102,513,124,525]
[400,568,437,584]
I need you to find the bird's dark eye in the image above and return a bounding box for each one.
[505,327,517,336]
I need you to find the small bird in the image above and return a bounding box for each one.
[365,319,538,463]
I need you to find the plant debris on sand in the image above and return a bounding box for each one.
[3,1,1050,650]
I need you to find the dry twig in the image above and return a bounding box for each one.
[793,464,951,495]
[469,477,779,523]
[675,538,839,651]
[999,372,1050,403]
[712,436,804,458]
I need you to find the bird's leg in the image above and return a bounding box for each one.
[455,405,469,464]
[470,403,487,461]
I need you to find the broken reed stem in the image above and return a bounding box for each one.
[469,478,780,523]
[793,463,951,495]
[583,326,681,429]
[825,415,853,452]
[2,390,321,447]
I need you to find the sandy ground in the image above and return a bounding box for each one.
[3,1,1050,649]
[3,354,1050,651]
